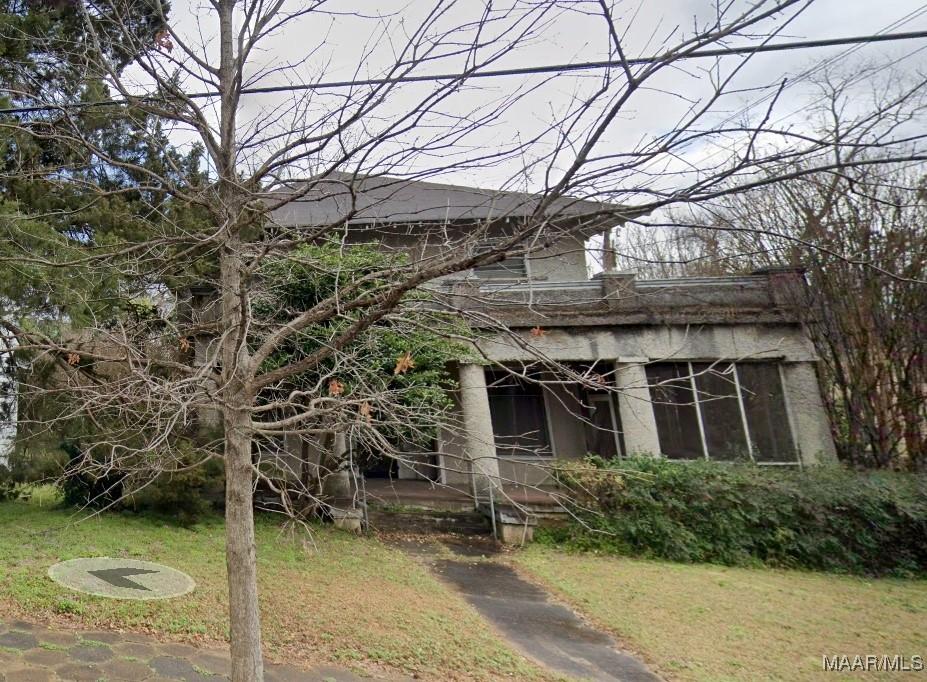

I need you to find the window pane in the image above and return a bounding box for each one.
[646,363,704,459]
[692,363,749,461]
[736,364,797,462]
[474,257,527,279]
[487,372,551,457]
[584,396,619,458]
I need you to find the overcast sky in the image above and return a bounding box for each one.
[145,1,927,192]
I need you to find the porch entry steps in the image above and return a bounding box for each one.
[366,508,492,535]
[362,478,566,511]
[358,478,565,542]
[255,478,566,541]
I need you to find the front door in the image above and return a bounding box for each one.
[584,394,621,458]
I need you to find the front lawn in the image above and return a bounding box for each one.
[0,494,548,681]
[514,547,927,681]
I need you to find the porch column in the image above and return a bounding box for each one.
[323,432,353,498]
[458,363,502,499]
[780,361,838,465]
[614,360,662,456]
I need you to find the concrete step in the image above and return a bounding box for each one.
[366,508,492,535]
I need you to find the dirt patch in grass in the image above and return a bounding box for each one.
[0,499,550,681]
[514,547,927,681]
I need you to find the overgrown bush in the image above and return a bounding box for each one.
[126,453,224,526]
[7,448,68,485]
[0,464,21,501]
[1,447,67,502]
[545,457,927,576]
[60,442,125,510]
[57,440,223,525]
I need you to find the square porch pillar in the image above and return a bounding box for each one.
[780,361,838,465]
[457,363,502,499]
[614,360,662,456]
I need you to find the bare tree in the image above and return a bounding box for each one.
[2,2,927,680]
[617,66,927,469]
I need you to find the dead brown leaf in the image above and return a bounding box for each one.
[394,351,416,375]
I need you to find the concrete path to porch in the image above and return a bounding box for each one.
[0,618,403,682]
[394,536,660,682]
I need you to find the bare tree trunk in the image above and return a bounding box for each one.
[216,0,261,670]
[217,184,263,681]
[219,228,264,680]
[224,403,263,681]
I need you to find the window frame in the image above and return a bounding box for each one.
[472,253,529,280]
[471,237,530,280]
[485,369,554,459]
[584,392,624,459]
[647,360,799,465]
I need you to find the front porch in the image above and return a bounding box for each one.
[356,478,567,543]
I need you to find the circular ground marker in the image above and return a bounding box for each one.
[48,557,195,600]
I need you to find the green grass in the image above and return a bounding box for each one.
[0,494,548,681]
[514,546,927,681]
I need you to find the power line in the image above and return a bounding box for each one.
[2,29,927,115]
[686,7,927,171]
[715,7,927,129]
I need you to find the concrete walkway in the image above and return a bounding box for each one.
[0,619,380,681]
[397,536,660,682]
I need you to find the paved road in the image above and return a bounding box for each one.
[0,619,385,681]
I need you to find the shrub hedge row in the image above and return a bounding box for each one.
[543,457,927,576]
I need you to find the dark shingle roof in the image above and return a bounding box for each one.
[270,172,624,228]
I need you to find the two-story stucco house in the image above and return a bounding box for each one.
[263,173,837,532]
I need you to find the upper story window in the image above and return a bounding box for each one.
[473,255,528,279]
[646,361,797,463]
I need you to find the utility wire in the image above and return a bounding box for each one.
[683,6,927,171]
[2,29,927,115]
[715,7,927,129]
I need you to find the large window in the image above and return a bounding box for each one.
[647,363,704,460]
[646,362,797,463]
[486,371,551,457]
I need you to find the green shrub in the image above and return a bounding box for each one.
[59,442,125,510]
[126,453,224,526]
[0,464,21,501]
[55,440,223,525]
[7,448,68,485]
[544,457,927,576]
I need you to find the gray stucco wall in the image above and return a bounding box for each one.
[373,226,589,286]
[476,323,818,364]
[496,381,588,487]
[525,235,589,282]
[437,368,584,488]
